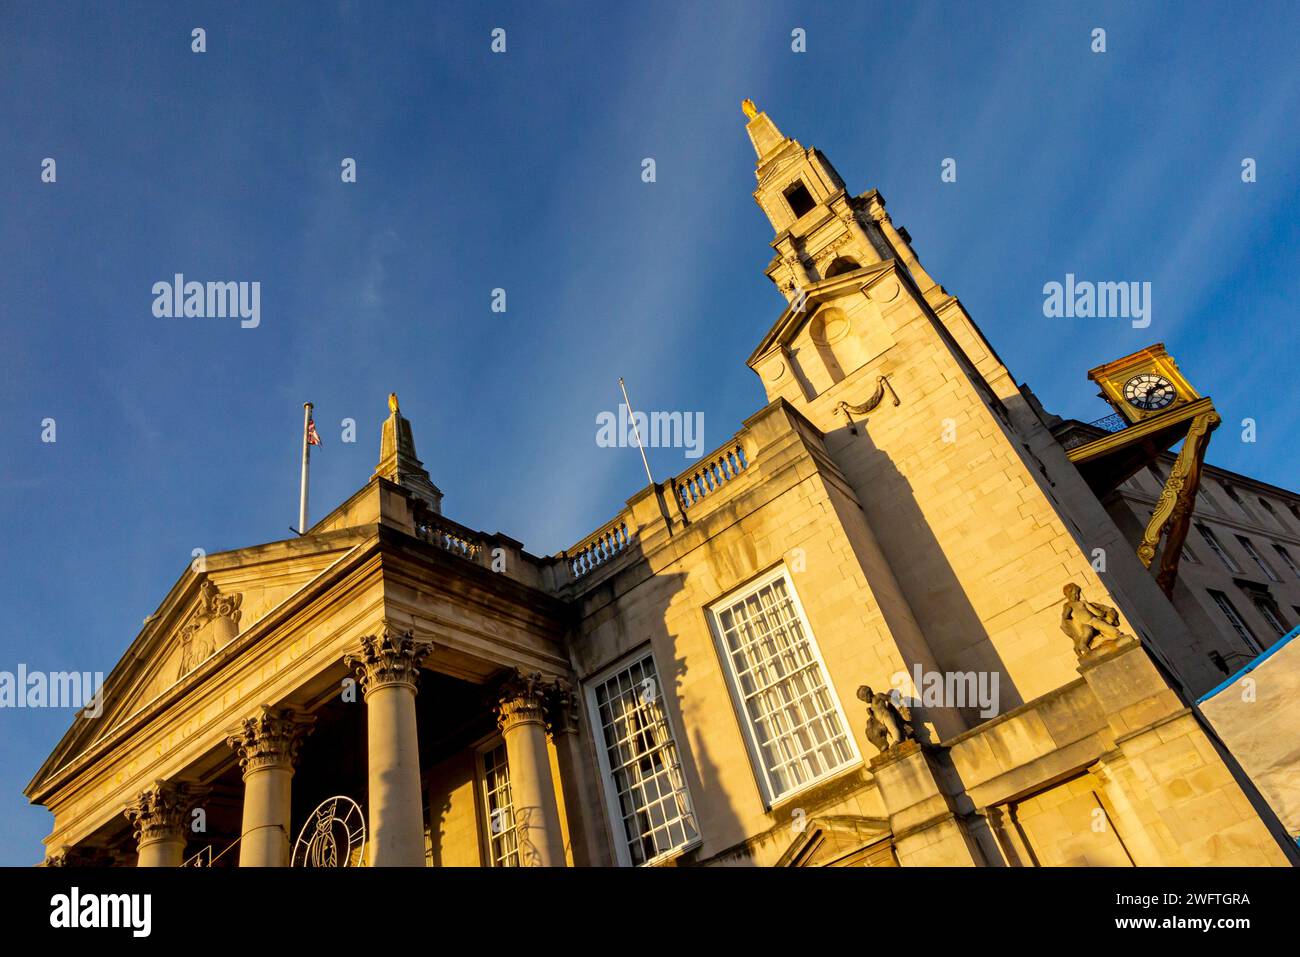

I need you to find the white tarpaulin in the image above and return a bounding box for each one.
[1197,628,1300,840]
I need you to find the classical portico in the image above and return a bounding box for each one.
[30,399,588,868]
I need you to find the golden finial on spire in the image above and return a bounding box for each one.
[741,98,758,119]
[388,392,400,415]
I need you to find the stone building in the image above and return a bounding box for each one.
[27,104,1298,868]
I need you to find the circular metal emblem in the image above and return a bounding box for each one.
[291,795,366,867]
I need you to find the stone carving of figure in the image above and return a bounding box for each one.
[856,685,915,752]
[1059,582,1133,657]
[175,580,243,680]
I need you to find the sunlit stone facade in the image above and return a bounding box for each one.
[28,106,1297,868]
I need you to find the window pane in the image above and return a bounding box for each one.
[480,742,519,867]
[592,654,698,866]
[713,574,855,801]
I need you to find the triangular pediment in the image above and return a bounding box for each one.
[777,815,894,867]
[748,260,897,370]
[27,531,369,795]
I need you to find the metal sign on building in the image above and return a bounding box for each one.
[291,796,366,868]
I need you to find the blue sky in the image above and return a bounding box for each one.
[1,1,1297,863]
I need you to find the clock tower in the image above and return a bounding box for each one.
[1070,344,1221,595]
[1087,344,1201,424]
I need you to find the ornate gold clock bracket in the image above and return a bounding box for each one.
[835,374,900,434]
[1137,406,1221,597]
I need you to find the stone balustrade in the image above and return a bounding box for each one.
[415,512,483,562]
[566,516,635,580]
[673,440,750,510]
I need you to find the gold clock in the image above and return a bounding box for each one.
[1122,373,1177,411]
[1087,344,1199,424]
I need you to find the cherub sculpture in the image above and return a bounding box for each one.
[856,685,915,752]
[1059,582,1133,657]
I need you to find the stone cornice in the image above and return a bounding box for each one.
[379,523,570,623]
[44,844,129,867]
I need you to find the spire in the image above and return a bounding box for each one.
[743,102,883,302]
[742,99,790,162]
[373,393,443,513]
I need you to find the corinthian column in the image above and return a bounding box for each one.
[124,781,208,867]
[344,623,433,867]
[496,671,567,867]
[226,705,315,867]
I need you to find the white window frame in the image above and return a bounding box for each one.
[585,648,700,867]
[475,738,519,867]
[705,565,862,807]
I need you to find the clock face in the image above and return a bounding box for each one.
[1123,373,1177,411]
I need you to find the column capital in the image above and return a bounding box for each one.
[495,669,566,734]
[226,704,316,776]
[344,621,434,697]
[124,780,208,847]
[45,844,123,867]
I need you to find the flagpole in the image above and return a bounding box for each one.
[618,377,655,486]
[299,402,312,535]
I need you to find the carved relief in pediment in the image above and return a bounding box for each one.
[175,580,243,680]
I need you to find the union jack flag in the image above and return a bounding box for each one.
[306,416,321,446]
